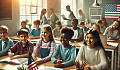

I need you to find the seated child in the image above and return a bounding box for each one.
[8,29,34,59]
[71,18,84,42]
[76,29,108,70]
[52,20,62,38]
[29,20,41,39]
[32,25,56,65]
[92,24,102,34]
[80,21,89,33]
[20,21,30,33]
[85,19,91,28]
[0,25,14,56]
[97,20,105,34]
[51,27,76,68]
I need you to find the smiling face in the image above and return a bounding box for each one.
[55,24,61,31]
[86,34,98,48]
[19,33,28,45]
[72,21,78,29]
[34,23,40,29]
[60,33,70,47]
[112,21,119,29]
[41,28,51,41]
[0,29,8,41]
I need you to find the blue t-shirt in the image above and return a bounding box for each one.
[30,28,41,37]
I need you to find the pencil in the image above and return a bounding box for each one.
[55,55,60,60]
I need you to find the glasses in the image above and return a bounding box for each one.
[0,32,7,34]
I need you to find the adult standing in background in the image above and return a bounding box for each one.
[78,9,85,23]
[40,8,47,27]
[63,5,76,27]
[47,8,59,29]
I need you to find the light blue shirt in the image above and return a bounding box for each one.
[30,28,41,37]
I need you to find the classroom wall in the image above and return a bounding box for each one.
[83,0,120,25]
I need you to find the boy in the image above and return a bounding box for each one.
[8,29,34,59]
[71,18,84,42]
[20,21,30,33]
[79,21,89,33]
[97,20,105,34]
[51,27,76,68]
[0,25,14,57]
[29,20,41,39]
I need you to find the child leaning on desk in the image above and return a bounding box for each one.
[76,29,108,70]
[51,27,76,68]
[32,25,56,65]
[8,29,34,59]
[0,25,14,57]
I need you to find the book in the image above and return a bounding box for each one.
[0,57,28,65]
[61,14,67,19]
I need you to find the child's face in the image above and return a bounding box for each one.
[0,30,8,40]
[112,21,119,29]
[41,29,51,40]
[72,21,78,29]
[85,19,89,24]
[86,34,98,48]
[34,23,40,29]
[80,25,85,28]
[60,33,70,46]
[21,23,26,28]
[118,18,120,21]
[19,33,28,45]
[98,23,102,27]
[55,24,61,30]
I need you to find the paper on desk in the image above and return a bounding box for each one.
[39,65,63,70]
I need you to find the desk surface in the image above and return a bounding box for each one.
[0,56,75,70]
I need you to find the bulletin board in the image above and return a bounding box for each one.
[0,0,12,20]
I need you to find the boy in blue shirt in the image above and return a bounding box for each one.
[0,25,14,57]
[20,21,30,33]
[51,27,76,68]
[79,21,89,34]
[29,20,41,39]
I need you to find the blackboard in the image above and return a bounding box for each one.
[0,0,12,20]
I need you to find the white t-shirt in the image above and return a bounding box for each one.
[72,29,78,39]
[2,41,5,51]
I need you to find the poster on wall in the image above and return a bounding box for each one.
[0,0,12,20]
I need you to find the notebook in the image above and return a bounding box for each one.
[0,57,28,65]
[61,14,67,19]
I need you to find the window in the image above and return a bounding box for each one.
[20,0,43,25]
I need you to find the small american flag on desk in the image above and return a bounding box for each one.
[27,52,38,70]
[105,3,120,19]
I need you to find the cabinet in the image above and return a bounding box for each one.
[89,8,102,23]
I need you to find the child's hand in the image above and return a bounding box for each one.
[8,52,15,58]
[35,59,44,65]
[55,60,63,64]
[54,63,65,68]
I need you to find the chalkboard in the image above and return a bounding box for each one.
[0,0,12,20]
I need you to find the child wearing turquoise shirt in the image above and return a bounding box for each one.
[51,27,76,68]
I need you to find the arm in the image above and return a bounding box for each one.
[10,53,29,59]
[103,27,109,36]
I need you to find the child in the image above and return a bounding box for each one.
[101,18,108,28]
[52,20,62,38]
[20,21,30,33]
[32,25,56,65]
[118,16,120,21]
[104,20,120,40]
[78,9,85,22]
[85,19,91,28]
[0,25,14,57]
[51,27,76,68]
[92,24,102,34]
[29,20,41,39]
[71,18,84,42]
[76,29,108,70]
[97,20,105,34]
[79,21,89,33]
[8,29,34,59]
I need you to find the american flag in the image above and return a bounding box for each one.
[105,3,120,19]
[27,52,38,70]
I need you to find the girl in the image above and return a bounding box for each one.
[85,19,91,28]
[52,20,62,38]
[51,27,76,68]
[32,25,56,65]
[104,20,120,40]
[78,9,85,22]
[40,8,47,27]
[101,18,108,28]
[76,29,108,70]
[92,24,102,34]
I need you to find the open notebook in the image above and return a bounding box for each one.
[0,57,28,65]
[61,14,67,19]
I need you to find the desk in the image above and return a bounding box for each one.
[0,56,75,70]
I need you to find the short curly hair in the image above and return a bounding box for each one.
[61,27,74,39]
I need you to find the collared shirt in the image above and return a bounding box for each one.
[2,41,5,51]
[11,41,34,55]
[30,28,41,37]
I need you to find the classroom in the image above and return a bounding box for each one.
[0,0,120,70]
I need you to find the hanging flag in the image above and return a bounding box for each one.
[105,3,120,19]
[27,52,38,70]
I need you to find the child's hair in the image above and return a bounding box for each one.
[17,29,29,36]
[84,29,104,49]
[42,25,54,41]
[33,20,40,25]
[79,21,85,25]
[0,25,8,32]
[55,20,62,28]
[49,8,54,12]
[40,8,46,20]
[97,20,102,24]
[92,24,101,34]
[72,18,78,24]
[21,21,27,24]
[61,27,74,39]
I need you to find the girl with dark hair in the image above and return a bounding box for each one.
[76,29,108,70]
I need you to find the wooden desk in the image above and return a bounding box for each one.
[0,56,75,70]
